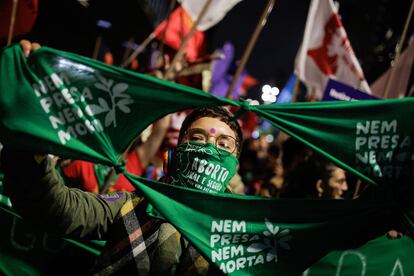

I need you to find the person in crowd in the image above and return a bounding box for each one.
[61,115,170,193]
[238,138,259,191]
[279,137,314,198]
[2,105,242,275]
[279,147,348,200]
[255,143,284,198]
[315,161,348,199]
[2,41,242,273]
[239,133,271,195]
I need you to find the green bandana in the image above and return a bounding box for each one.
[93,163,118,192]
[169,142,239,193]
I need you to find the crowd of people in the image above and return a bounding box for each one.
[239,133,352,200]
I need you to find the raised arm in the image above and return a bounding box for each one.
[137,115,171,168]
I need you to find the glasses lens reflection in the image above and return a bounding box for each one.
[186,128,237,155]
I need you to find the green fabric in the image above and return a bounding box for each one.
[305,235,414,275]
[1,44,414,274]
[255,100,414,186]
[0,44,233,166]
[1,44,413,186]
[93,163,119,191]
[129,173,396,275]
[170,142,239,193]
[0,199,104,275]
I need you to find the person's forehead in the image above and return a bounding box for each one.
[189,117,235,136]
[331,167,346,179]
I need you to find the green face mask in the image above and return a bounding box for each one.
[170,142,239,193]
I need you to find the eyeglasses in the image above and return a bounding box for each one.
[184,128,238,156]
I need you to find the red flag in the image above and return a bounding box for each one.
[154,6,205,62]
[240,74,258,96]
[0,0,39,43]
[295,0,370,99]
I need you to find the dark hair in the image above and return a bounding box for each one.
[319,162,338,186]
[178,106,243,155]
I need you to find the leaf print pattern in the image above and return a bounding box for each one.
[116,98,134,113]
[90,73,134,127]
[112,83,129,98]
[105,110,115,127]
[246,218,292,263]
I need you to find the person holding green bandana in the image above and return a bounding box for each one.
[2,106,241,275]
[1,42,243,274]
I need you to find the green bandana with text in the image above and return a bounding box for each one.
[170,142,238,193]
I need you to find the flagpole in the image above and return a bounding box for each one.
[164,0,213,80]
[120,32,157,68]
[92,34,102,59]
[121,37,135,64]
[7,0,19,46]
[352,179,362,199]
[383,0,414,98]
[225,0,275,99]
[291,76,300,102]
[408,84,414,97]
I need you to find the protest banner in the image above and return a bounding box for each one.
[322,79,378,102]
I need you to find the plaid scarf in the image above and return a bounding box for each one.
[92,193,222,275]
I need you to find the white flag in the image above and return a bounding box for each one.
[295,0,370,99]
[182,0,242,31]
[370,38,414,98]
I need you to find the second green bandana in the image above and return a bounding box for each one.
[127,174,398,275]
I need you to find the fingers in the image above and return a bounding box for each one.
[20,40,32,57]
[153,114,171,130]
[19,40,41,57]
[32,42,41,51]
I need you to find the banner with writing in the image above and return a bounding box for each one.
[127,174,397,275]
[322,79,379,101]
[2,189,411,276]
[255,99,414,186]
[0,45,233,166]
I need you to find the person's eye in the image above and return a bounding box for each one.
[189,134,206,142]
[217,142,231,150]
[217,137,235,150]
